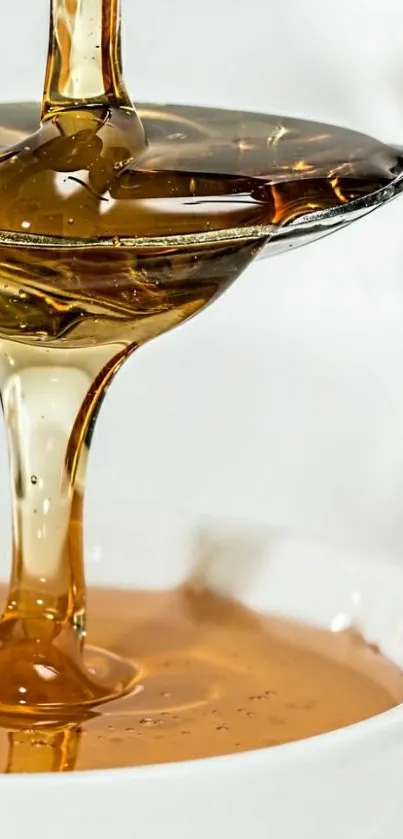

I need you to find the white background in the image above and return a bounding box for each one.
[1,0,403,560]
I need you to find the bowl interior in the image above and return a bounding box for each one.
[80,504,403,673]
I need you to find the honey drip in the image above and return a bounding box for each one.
[0,0,401,768]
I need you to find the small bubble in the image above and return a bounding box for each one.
[181,730,190,736]
[125,727,134,733]
[161,691,171,698]
[271,715,285,726]
[30,475,38,485]
[113,236,121,247]
[246,712,254,719]
[216,724,229,731]
[140,717,158,728]
[67,218,74,225]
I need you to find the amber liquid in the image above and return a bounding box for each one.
[0,101,402,351]
[2,583,403,773]
[0,0,401,771]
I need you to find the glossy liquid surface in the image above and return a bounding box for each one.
[0,101,402,350]
[0,101,402,249]
[0,0,402,738]
[1,584,402,772]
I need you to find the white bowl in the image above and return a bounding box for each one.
[0,505,402,839]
